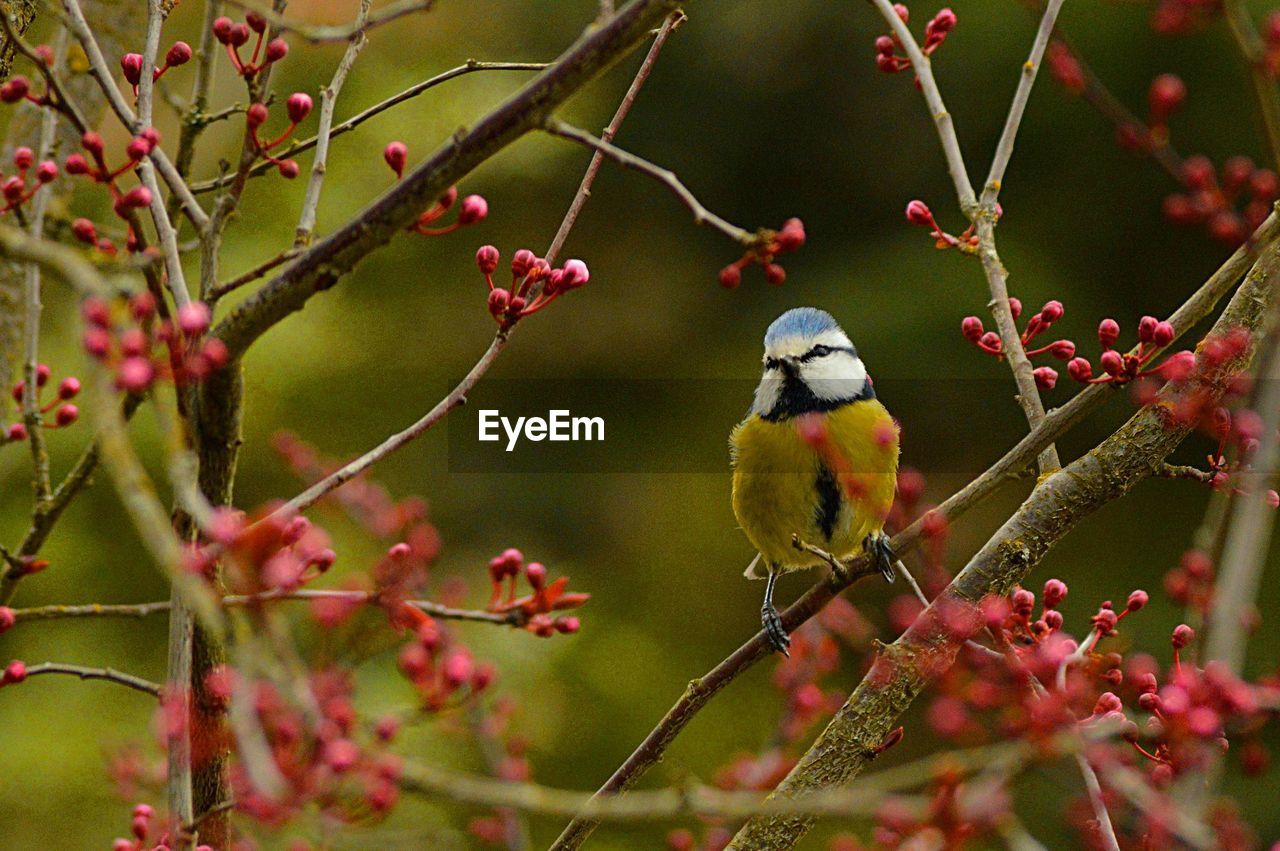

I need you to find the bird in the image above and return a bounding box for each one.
[730,307,900,654]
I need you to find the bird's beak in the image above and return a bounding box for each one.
[778,357,799,378]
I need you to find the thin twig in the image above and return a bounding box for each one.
[294,0,371,246]
[1223,0,1280,171]
[188,61,549,195]
[1156,463,1215,483]
[19,662,162,697]
[208,247,301,302]
[225,0,432,43]
[1075,754,1121,851]
[544,119,756,247]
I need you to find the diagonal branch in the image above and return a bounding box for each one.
[19,662,162,696]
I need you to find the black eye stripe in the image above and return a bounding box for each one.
[763,346,856,370]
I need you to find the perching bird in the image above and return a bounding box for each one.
[730,307,900,654]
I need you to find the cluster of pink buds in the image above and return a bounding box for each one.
[476,246,589,329]
[196,506,336,593]
[0,146,57,216]
[1061,314,1191,386]
[960,298,1074,389]
[394,609,496,710]
[718,217,805,288]
[207,666,404,823]
[81,293,228,392]
[904,199,984,253]
[213,12,288,78]
[872,5,957,73]
[245,94,312,178]
[5,364,80,437]
[0,50,55,107]
[382,141,488,234]
[110,803,212,851]
[119,41,191,95]
[486,548,589,636]
[1163,154,1277,246]
[64,130,162,250]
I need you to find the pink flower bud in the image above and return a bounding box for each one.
[383,141,408,177]
[246,102,268,129]
[961,316,983,342]
[718,264,741,289]
[476,245,500,274]
[458,194,488,225]
[64,154,89,175]
[3,660,26,684]
[978,331,1001,352]
[265,38,289,63]
[1032,366,1057,390]
[893,3,909,23]
[323,739,360,772]
[487,288,510,317]
[166,41,192,67]
[1039,300,1064,324]
[1012,588,1035,615]
[6,422,26,441]
[277,159,300,179]
[72,220,99,246]
[1049,339,1076,360]
[525,561,547,590]
[286,92,312,123]
[202,338,229,369]
[120,53,143,85]
[130,291,156,321]
[0,76,29,103]
[1182,155,1215,190]
[212,16,235,44]
[177,301,211,336]
[246,10,267,32]
[930,8,957,33]
[35,161,56,183]
[905,199,933,226]
[1098,318,1120,348]
[126,138,151,161]
[1042,578,1068,609]
[875,35,895,56]
[58,377,81,400]
[82,328,110,358]
[764,263,786,285]
[2,176,24,203]
[1100,349,1125,377]
[1171,623,1194,649]
[121,186,152,208]
[1138,315,1158,343]
[1126,589,1149,612]
[117,357,155,392]
[1159,350,1196,381]
[555,616,581,634]
[560,258,589,289]
[1093,692,1122,715]
[1148,73,1186,119]
[775,217,806,252]
[1153,320,1175,347]
[230,22,251,47]
[54,404,78,427]
[1008,297,1022,319]
[442,651,474,687]
[13,147,32,170]
[0,607,13,633]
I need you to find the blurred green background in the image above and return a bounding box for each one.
[2,0,1279,847]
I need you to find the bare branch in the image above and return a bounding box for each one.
[187,61,549,196]
[20,662,162,696]
[1075,754,1121,851]
[544,119,756,248]
[294,0,371,246]
[208,247,301,302]
[225,0,432,43]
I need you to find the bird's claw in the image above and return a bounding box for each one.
[761,604,791,656]
[865,532,896,584]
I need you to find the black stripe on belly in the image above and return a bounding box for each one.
[814,463,842,542]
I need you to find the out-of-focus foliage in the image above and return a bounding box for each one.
[1,0,1278,848]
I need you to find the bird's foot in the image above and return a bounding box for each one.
[865,532,896,584]
[761,603,791,656]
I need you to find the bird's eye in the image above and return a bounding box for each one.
[809,345,831,358]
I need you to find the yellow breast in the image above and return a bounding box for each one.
[730,400,899,572]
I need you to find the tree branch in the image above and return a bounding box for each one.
[19,662,162,696]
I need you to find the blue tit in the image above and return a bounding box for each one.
[730,307,899,654]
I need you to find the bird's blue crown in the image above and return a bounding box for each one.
[764,307,841,347]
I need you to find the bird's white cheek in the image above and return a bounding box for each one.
[751,370,783,416]
[803,355,867,401]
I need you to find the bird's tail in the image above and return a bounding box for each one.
[743,552,766,580]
